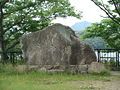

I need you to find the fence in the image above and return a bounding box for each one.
[95,49,120,70]
[0,49,120,69]
[0,51,23,64]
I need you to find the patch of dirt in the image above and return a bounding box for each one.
[67,80,120,90]
[66,74,120,90]
[111,71,120,76]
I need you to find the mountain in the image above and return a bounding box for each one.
[71,21,91,31]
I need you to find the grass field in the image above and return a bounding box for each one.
[0,64,120,90]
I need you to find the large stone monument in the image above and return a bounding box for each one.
[20,23,97,71]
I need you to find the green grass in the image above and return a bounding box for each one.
[0,64,120,90]
[0,72,110,90]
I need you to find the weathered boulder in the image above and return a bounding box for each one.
[20,23,97,71]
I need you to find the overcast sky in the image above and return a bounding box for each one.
[52,0,107,26]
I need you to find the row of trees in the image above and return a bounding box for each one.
[0,0,81,62]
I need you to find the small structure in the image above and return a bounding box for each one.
[20,24,97,72]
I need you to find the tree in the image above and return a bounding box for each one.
[0,0,81,63]
[82,19,120,49]
[83,37,108,49]
[91,0,120,25]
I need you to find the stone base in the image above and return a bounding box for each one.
[25,65,88,74]
[15,63,107,74]
[88,62,107,73]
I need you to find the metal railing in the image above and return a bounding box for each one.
[95,49,120,70]
[0,51,23,65]
[0,49,120,69]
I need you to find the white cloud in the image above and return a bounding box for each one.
[52,17,80,26]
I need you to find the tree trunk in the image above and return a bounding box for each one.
[0,6,6,63]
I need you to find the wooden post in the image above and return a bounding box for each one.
[116,51,119,69]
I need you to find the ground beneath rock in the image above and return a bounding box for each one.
[111,71,120,76]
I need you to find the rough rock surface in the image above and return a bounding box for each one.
[20,23,97,71]
[88,62,107,73]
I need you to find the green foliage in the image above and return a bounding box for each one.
[82,19,120,49]
[83,37,108,49]
[90,70,110,76]
[0,64,16,74]
[1,0,81,52]
[109,59,116,67]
